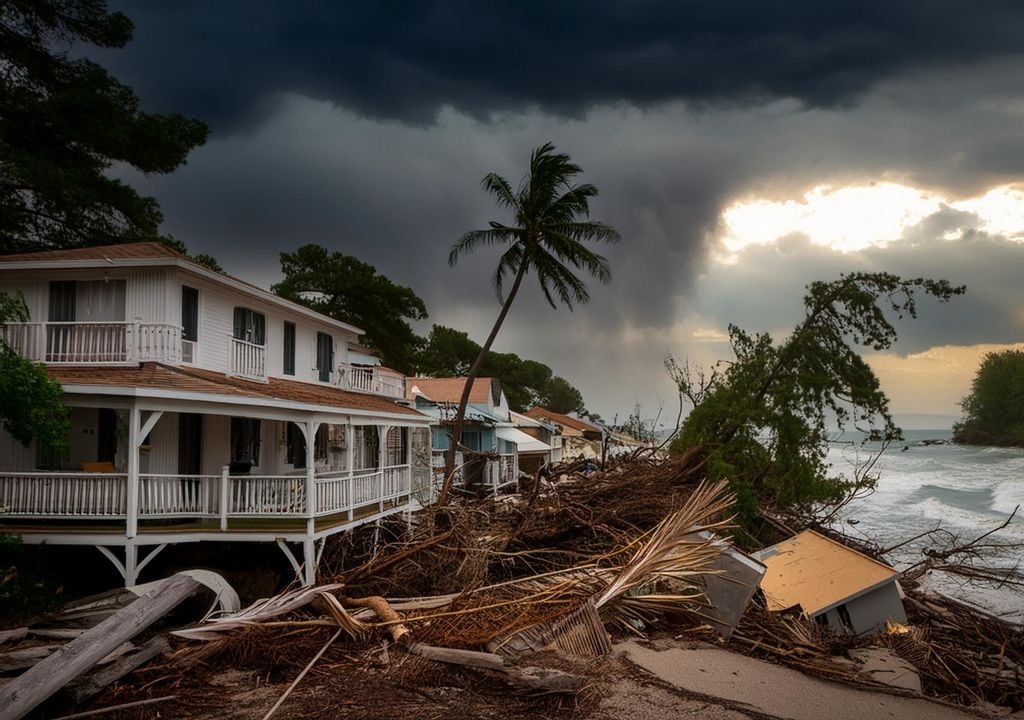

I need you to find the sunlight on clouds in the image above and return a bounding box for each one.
[951,186,1024,242]
[719,182,1024,259]
[867,343,1024,415]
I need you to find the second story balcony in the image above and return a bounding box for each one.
[335,362,405,399]
[229,336,267,382]
[1,321,182,365]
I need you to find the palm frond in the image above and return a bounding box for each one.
[449,226,520,266]
[481,173,517,212]
[593,480,735,610]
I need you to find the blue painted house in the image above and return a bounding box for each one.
[405,377,520,489]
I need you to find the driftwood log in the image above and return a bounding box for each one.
[0,575,199,720]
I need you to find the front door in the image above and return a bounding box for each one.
[178,413,203,475]
[96,408,117,464]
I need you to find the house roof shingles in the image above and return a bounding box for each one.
[1,242,183,263]
[47,363,425,418]
[525,407,602,434]
[407,377,495,405]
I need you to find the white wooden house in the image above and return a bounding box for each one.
[0,242,431,586]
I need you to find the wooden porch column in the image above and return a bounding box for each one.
[300,418,319,586]
[404,426,413,498]
[304,420,318,525]
[345,421,354,522]
[126,406,140,538]
[378,425,391,512]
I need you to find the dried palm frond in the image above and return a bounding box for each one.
[173,583,343,641]
[594,479,734,610]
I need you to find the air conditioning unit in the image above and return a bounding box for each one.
[182,339,196,363]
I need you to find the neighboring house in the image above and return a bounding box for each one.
[509,410,558,474]
[406,377,521,491]
[753,530,907,636]
[0,242,431,586]
[524,407,605,461]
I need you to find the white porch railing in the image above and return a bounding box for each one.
[228,475,305,516]
[336,362,405,398]
[229,337,267,381]
[315,464,410,517]
[498,454,518,486]
[139,474,220,517]
[0,472,127,517]
[0,466,412,524]
[1,322,181,365]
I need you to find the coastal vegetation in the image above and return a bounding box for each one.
[0,292,68,455]
[0,0,208,256]
[953,349,1024,446]
[669,273,965,524]
[440,142,620,503]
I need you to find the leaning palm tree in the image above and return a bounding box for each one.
[439,143,620,504]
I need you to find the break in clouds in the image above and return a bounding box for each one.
[106,2,1024,419]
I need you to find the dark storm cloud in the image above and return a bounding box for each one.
[102,1,1024,130]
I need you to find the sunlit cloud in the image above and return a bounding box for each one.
[718,182,1024,260]
[866,343,1024,415]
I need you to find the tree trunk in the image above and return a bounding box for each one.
[437,253,530,506]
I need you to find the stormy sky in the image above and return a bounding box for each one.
[103,1,1024,426]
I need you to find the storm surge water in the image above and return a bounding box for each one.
[828,429,1024,622]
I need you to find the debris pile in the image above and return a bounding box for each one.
[2,453,1021,718]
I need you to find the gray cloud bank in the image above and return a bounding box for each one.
[102,4,1024,418]
[104,1,1024,130]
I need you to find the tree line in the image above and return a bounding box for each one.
[272,244,588,415]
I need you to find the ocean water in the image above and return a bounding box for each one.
[827,429,1024,622]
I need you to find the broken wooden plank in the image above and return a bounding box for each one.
[28,628,86,641]
[0,645,63,673]
[0,628,28,645]
[408,643,506,672]
[0,574,199,720]
[408,643,583,694]
[68,636,170,703]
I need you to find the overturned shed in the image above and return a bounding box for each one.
[754,530,906,635]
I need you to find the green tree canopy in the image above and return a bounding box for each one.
[273,244,429,374]
[0,0,208,253]
[536,375,585,415]
[953,349,1024,446]
[670,272,964,523]
[0,293,69,455]
[415,324,586,414]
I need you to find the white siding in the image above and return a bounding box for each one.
[125,269,170,323]
[143,412,178,474]
[169,268,358,382]
[201,414,230,475]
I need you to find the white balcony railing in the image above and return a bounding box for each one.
[229,337,267,381]
[0,466,413,524]
[1,322,181,365]
[336,362,405,398]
